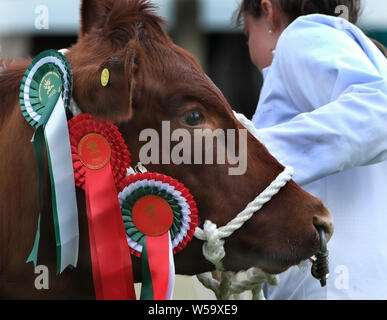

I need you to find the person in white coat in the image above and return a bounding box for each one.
[236,0,387,299]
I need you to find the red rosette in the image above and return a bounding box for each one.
[68,113,130,189]
[67,113,135,300]
[118,172,199,256]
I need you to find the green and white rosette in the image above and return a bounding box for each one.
[20,50,79,274]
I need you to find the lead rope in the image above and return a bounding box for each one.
[196,268,279,300]
[193,112,294,300]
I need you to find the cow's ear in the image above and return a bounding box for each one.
[80,0,114,36]
[119,40,141,121]
[73,40,142,123]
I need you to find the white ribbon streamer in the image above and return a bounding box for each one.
[45,96,79,273]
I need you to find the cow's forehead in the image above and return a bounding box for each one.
[142,41,225,101]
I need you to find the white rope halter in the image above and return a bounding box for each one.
[193,112,294,300]
[194,166,294,271]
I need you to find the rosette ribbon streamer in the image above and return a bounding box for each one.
[118,173,198,300]
[68,114,136,300]
[20,50,79,273]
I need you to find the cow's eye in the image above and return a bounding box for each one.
[183,110,203,126]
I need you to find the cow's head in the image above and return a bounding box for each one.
[66,0,333,276]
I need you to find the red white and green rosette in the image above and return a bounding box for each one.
[68,113,136,300]
[118,172,198,300]
[19,49,79,274]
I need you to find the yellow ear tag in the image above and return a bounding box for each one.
[101,68,110,87]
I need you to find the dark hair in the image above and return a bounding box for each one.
[235,0,387,57]
[236,0,361,26]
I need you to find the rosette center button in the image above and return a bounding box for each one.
[78,133,111,170]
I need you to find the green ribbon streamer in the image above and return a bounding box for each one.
[25,102,57,267]
[140,237,154,300]
[26,215,41,266]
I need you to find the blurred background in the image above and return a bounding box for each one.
[1,0,386,299]
[2,0,386,120]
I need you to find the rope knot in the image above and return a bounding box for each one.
[202,220,226,271]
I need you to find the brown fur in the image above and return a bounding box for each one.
[0,0,333,299]
[0,60,30,126]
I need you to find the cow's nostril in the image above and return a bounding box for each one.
[313,212,334,242]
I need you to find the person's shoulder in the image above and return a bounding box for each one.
[275,14,359,67]
[279,14,351,43]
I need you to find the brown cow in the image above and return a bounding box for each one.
[0,0,333,299]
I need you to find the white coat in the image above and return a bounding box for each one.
[253,14,387,300]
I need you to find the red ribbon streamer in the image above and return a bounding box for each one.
[85,163,136,300]
[69,114,135,300]
[146,233,170,300]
